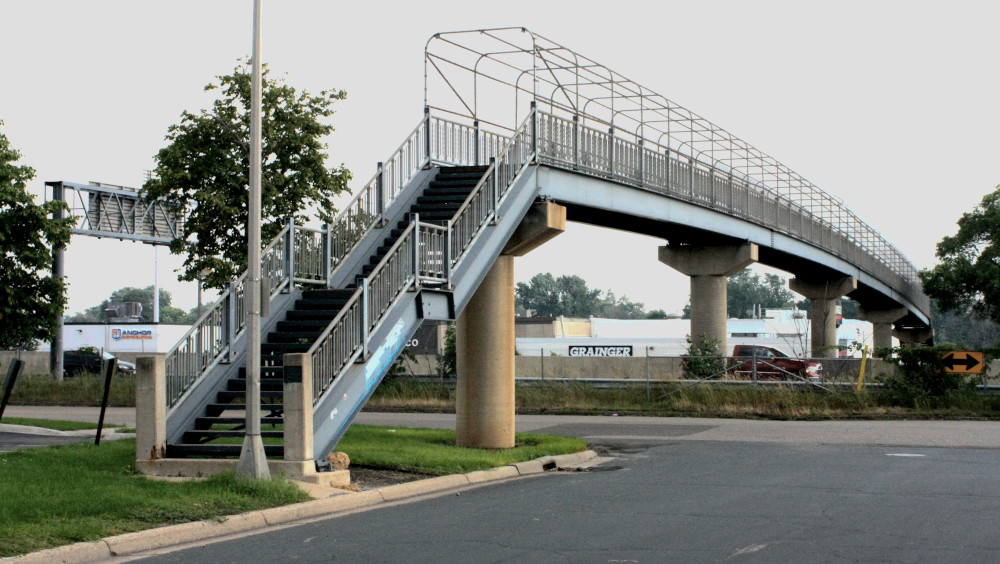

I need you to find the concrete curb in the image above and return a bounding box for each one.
[2,450,597,563]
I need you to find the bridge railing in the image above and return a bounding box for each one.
[304,109,538,403]
[535,112,929,313]
[165,110,498,412]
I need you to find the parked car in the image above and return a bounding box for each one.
[63,349,135,377]
[730,345,822,381]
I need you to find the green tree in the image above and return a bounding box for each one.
[516,273,602,317]
[921,186,1000,324]
[142,60,351,290]
[727,269,795,318]
[436,323,457,378]
[595,291,647,319]
[795,298,860,320]
[0,122,73,350]
[928,301,1000,348]
[65,286,195,324]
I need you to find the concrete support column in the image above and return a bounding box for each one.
[456,255,515,448]
[658,243,758,355]
[455,202,565,449]
[789,276,857,358]
[858,306,908,350]
[282,353,314,464]
[689,275,728,353]
[894,327,934,346]
[135,355,166,462]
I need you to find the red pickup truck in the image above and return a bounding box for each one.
[730,345,823,381]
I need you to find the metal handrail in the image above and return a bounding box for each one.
[306,112,538,407]
[164,222,295,409]
[449,109,537,270]
[425,28,927,317]
[535,111,929,313]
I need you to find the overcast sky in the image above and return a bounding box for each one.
[2,0,997,316]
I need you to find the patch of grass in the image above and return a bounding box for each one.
[336,424,587,475]
[0,417,107,431]
[369,379,1000,420]
[8,373,136,407]
[0,440,311,558]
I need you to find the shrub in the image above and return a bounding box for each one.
[682,334,726,379]
[876,345,970,406]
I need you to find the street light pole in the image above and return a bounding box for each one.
[237,0,270,479]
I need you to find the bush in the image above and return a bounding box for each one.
[876,345,970,406]
[682,334,726,379]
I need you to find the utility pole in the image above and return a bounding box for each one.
[237,0,270,479]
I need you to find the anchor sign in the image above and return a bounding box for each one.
[939,351,985,375]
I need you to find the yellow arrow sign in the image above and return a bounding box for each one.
[939,351,985,374]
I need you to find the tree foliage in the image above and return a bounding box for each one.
[0,122,73,350]
[65,286,195,324]
[515,273,653,319]
[142,60,351,290]
[920,186,1000,324]
[875,345,969,407]
[727,269,795,318]
[928,301,1000,348]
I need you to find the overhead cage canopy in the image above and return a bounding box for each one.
[424,27,921,294]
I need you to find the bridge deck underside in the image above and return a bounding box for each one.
[534,166,929,328]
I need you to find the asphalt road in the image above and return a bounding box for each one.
[117,413,1000,564]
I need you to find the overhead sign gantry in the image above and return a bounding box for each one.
[45,180,183,244]
[44,180,184,380]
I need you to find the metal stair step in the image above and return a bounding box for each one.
[294,298,349,310]
[286,309,340,321]
[267,331,322,344]
[166,444,284,458]
[410,202,462,213]
[228,376,284,390]
[261,342,311,354]
[182,430,284,442]
[423,186,477,196]
[301,288,355,300]
[417,194,471,205]
[206,402,283,417]
[216,390,284,402]
[276,319,331,332]
[195,416,284,429]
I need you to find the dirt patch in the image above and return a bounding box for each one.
[340,467,437,491]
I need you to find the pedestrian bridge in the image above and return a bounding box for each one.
[138,28,931,478]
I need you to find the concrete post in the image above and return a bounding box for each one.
[858,305,909,349]
[658,243,758,355]
[135,355,166,462]
[456,255,515,448]
[282,353,314,464]
[789,276,857,358]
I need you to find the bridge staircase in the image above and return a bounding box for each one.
[158,111,535,468]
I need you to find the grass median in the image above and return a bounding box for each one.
[0,423,586,558]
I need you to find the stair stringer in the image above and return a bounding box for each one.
[449,166,541,315]
[310,166,542,463]
[165,287,300,445]
[328,167,439,289]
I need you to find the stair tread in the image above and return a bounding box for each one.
[166,444,284,457]
[183,430,284,440]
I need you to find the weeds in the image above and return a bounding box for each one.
[8,373,136,407]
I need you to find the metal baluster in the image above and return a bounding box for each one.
[423,107,431,167]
